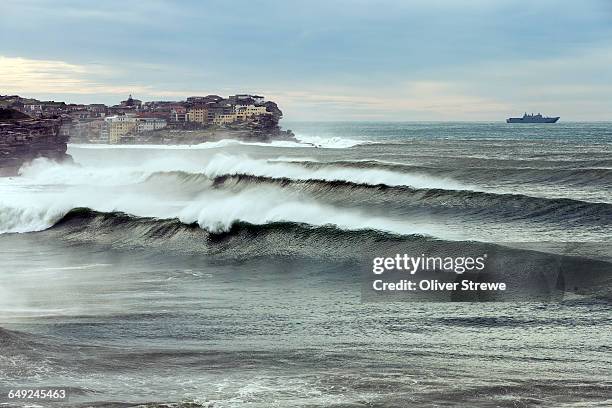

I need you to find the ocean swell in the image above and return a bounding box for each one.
[48,207,424,258]
[201,154,470,191]
[148,172,612,226]
[284,159,612,188]
[17,154,470,191]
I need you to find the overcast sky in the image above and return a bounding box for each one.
[1,0,611,120]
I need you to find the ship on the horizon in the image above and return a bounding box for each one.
[506,113,560,123]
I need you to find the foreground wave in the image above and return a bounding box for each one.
[27,208,606,300]
[50,207,428,257]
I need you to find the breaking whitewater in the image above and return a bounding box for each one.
[1,122,611,407]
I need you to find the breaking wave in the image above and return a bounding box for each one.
[292,134,373,148]
[17,154,471,191]
[200,154,471,190]
[27,208,612,302]
[70,134,374,150]
[2,157,610,236]
[47,208,425,258]
[71,138,308,150]
[282,159,612,185]
[202,174,612,225]
[0,184,456,238]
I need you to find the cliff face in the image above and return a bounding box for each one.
[0,109,71,176]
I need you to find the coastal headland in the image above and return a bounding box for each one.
[1,93,295,146]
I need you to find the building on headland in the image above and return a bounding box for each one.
[187,95,223,104]
[212,113,238,125]
[20,101,66,117]
[103,114,138,144]
[68,110,91,120]
[170,106,187,123]
[228,94,265,105]
[87,104,107,118]
[69,119,104,143]
[186,105,209,124]
[120,95,142,109]
[205,102,238,123]
[23,104,43,115]
[234,104,268,120]
[102,114,167,143]
[137,117,167,133]
[99,122,110,143]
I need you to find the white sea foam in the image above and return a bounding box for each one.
[0,188,186,234]
[0,202,69,234]
[70,139,307,150]
[0,154,472,236]
[0,186,459,238]
[178,187,447,236]
[70,134,372,150]
[17,154,472,191]
[202,154,471,190]
[268,157,418,167]
[293,134,372,148]
[0,164,463,239]
[17,157,202,186]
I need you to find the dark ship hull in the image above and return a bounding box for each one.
[506,116,559,123]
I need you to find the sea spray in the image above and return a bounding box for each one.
[16,154,473,191]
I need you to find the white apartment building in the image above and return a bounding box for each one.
[23,104,43,114]
[103,114,138,144]
[102,115,167,143]
[234,105,269,121]
[212,113,238,125]
[137,118,167,132]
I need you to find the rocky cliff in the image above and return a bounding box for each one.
[0,108,71,176]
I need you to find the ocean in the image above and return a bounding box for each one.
[0,122,611,407]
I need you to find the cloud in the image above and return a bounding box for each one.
[0,56,150,96]
[0,55,230,103]
[268,81,510,121]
